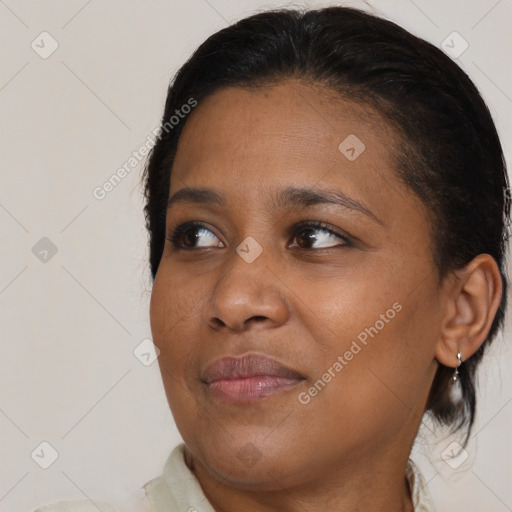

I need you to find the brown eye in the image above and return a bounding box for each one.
[295,227,319,248]
[181,227,201,247]
[167,222,224,249]
[291,222,350,249]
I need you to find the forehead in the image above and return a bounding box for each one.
[170,81,419,220]
[172,81,395,181]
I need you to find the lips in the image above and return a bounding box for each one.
[201,354,305,403]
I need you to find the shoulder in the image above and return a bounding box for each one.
[33,500,117,512]
[406,459,437,512]
[33,444,191,512]
[33,489,151,512]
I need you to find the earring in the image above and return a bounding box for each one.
[452,352,462,381]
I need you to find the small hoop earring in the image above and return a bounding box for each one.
[452,351,462,381]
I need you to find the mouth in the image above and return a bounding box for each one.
[201,353,305,404]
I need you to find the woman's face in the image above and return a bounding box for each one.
[150,80,444,488]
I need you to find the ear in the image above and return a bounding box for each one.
[435,254,503,368]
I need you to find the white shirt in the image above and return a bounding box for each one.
[34,443,436,511]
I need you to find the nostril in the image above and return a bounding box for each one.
[250,316,267,323]
[212,318,226,328]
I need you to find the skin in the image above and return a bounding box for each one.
[149,80,502,512]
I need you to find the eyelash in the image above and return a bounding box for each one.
[166,220,352,250]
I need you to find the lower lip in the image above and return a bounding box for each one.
[206,376,303,403]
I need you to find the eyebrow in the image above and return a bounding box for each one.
[167,186,381,224]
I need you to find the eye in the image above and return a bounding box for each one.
[290,221,351,249]
[167,221,224,249]
[167,220,351,251]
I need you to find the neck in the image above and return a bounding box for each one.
[186,444,415,512]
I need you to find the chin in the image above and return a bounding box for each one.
[183,426,316,491]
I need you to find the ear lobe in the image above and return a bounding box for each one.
[434,254,502,368]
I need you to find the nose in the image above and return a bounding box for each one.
[204,250,290,332]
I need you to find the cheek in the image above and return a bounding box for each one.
[149,270,201,420]
[297,312,429,455]
[299,264,438,406]
[150,261,202,338]
[298,271,400,346]
[308,247,435,349]
[149,267,195,372]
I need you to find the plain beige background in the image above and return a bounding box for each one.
[1,0,511,511]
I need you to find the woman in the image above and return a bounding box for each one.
[36,5,508,512]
